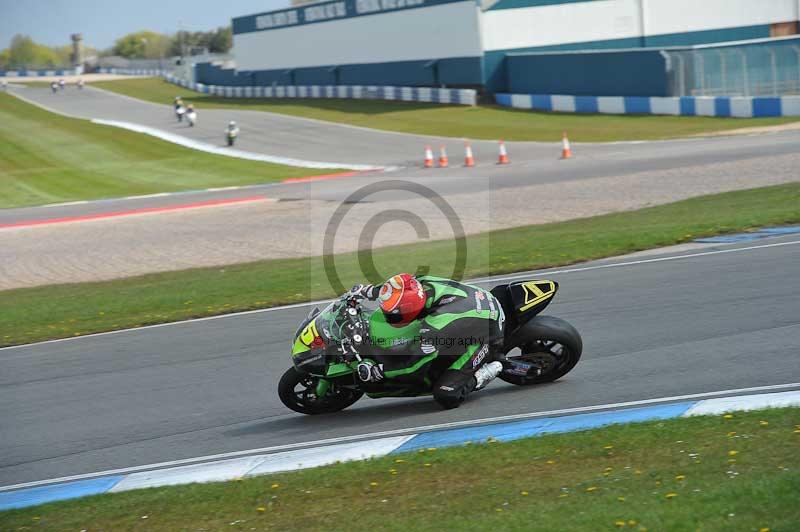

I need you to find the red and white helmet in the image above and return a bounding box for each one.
[378,273,427,325]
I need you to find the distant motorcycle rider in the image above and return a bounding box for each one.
[348,274,505,408]
[174,97,185,122]
[226,120,239,146]
[185,103,197,126]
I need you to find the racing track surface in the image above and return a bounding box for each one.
[2,235,799,486]
[3,83,800,227]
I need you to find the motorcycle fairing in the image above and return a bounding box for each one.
[508,280,558,317]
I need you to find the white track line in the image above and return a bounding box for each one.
[2,381,797,493]
[477,239,800,283]
[2,238,798,352]
[7,88,380,171]
[91,118,379,170]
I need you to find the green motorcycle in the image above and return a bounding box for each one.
[278,280,583,414]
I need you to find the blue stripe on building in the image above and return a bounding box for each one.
[488,0,598,11]
[233,0,467,35]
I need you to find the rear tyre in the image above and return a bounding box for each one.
[500,316,582,386]
[278,367,363,415]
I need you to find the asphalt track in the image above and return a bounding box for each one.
[2,235,799,487]
[4,84,800,225]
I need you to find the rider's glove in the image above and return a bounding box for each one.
[348,284,378,300]
[357,360,385,382]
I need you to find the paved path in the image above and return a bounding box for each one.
[2,236,798,486]
[1,85,798,289]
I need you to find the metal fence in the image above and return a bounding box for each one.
[665,36,800,97]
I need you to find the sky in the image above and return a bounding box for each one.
[0,0,287,50]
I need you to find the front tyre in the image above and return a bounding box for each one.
[500,316,583,385]
[278,367,363,415]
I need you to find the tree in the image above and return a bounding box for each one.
[169,26,232,56]
[112,30,171,59]
[1,35,62,69]
[208,26,232,53]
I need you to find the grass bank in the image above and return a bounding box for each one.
[1,183,799,347]
[2,407,798,530]
[93,77,799,142]
[0,92,337,208]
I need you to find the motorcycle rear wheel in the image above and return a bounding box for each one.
[278,367,363,415]
[500,316,582,385]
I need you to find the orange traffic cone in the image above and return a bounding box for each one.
[497,139,509,164]
[424,145,434,168]
[438,145,449,168]
[464,142,475,167]
[560,132,572,159]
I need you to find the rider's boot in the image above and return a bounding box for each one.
[357,359,385,382]
[474,361,503,390]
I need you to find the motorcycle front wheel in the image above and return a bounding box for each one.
[278,367,363,415]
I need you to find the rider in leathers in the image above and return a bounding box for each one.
[350,273,505,408]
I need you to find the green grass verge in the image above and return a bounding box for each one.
[1,182,799,347]
[2,407,798,531]
[93,77,799,142]
[0,92,338,208]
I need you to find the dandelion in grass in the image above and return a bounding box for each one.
[424,463,432,467]
[618,496,626,502]
[759,421,769,427]
[520,491,529,496]
[665,493,677,499]
[394,459,405,463]
[728,450,739,456]
[675,475,685,481]
[723,414,734,419]
[257,507,266,512]
[546,460,556,464]
[271,483,280,489]
[586,486,598,492]
[370,482,379,487]
[614,520,626,527]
